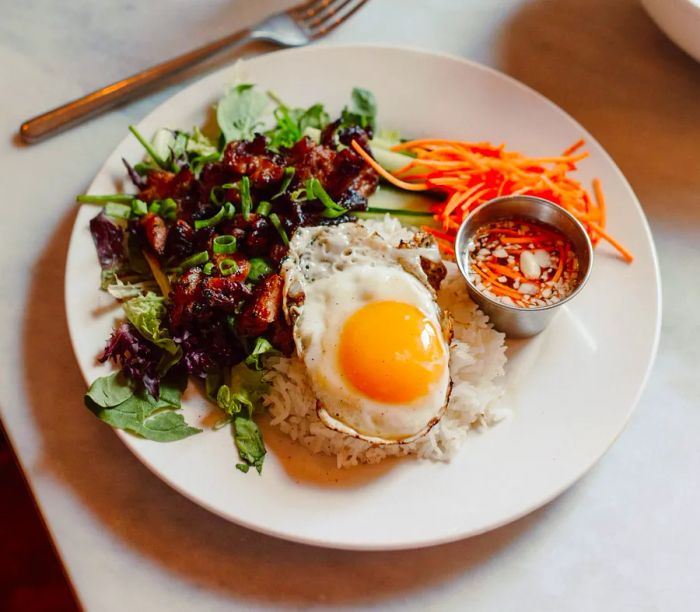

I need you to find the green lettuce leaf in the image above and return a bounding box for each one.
[341,87,377,131]
[233,417,266,474]
[122,293,180,357]
[244,337,279,371]
[267,101,330,150]
[214,362,269,474]
[217,84,269,143]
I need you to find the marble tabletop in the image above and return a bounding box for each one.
[1,0,699,610]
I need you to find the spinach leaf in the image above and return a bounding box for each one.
[217,84,269,143]
[122,293,181,359]
[85,372,200,442]
[233,416,266,474]
[85,371,133,408]
[244,337,279,371]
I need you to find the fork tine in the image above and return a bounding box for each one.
[306,0,369,37]
[289,0,333,19]
[302,0,356,29]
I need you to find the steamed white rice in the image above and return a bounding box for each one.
[262,219,509,468]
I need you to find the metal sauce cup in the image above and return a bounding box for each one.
[455,195,593,338]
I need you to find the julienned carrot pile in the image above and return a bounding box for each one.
[350,139,634,263]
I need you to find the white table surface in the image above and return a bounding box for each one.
[1,0,699,610]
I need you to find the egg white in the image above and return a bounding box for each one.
[281,221,452,444]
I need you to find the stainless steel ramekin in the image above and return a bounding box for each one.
[455,195,593,338]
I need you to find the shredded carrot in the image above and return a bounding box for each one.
[588,221,634,263]
[355,136,633,262]
[552,245,567,283]
[592,178,606,229]
[562,139,585,156]
[144,252,171,297]
[350,140,428,191]
[485,261,525,281]
[472,265,523,300]
[422,226,454,243]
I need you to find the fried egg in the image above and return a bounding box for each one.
[281,220,452,444]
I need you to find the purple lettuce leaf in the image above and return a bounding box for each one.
[99,322,162,397]
[89,211,125,270]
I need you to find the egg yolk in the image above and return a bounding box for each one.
[338,301,445,404]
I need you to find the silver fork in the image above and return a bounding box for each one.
[19,0,369,144]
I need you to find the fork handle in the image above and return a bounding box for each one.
[19,28,253,144]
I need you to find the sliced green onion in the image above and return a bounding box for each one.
[104,202,132,219]
[256,201,271,216]
[247,257,272,282]
[213,235,237,254]
[221,182,238,189]
[194,206,227,230]
[240,176,252,221]
[203,261,215,275]
[180,251,209,270]
[148,200,161,214]
[311,178,348,219]
[218,258,239,276]
[191,152,220,176]
[224,202,236,219]
[365,207,435,217]
[159,198,178,221]
[131,199,148,216]
[210,186,224,206]
[272,167,295,200]
[289,188,305,202]
[77,194,135,204]
[304,178,315,201]
[128,125,168,169]
[268,213,289,246]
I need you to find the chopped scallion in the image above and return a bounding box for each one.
[304,178,315,201]
[159,198,178,221]
[272,167,295,200]
[104,202,132,220]
[77,194,135,204]
[213,235,237,254]
[310,178,348,218]
[180,251,209,270]
[203,262,215,275]
[194,206,227,230]
[256,201,271,216]
[128,125,168,170]
[131,199,148,216]
[247,257,272,282]
[218,258,239,276]
[268,213,289,246]
[240,176,252,221]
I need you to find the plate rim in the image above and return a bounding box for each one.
[64,43,662,550]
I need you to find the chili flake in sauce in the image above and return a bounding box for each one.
[466,217,579,308]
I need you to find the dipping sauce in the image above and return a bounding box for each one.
[466,217,580,308]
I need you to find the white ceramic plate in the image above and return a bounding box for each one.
[65,45,661,550]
